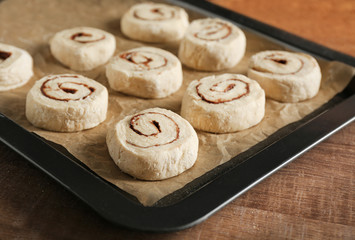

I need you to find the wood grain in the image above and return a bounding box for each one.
[209,0,355,57]
[0,0,354,239]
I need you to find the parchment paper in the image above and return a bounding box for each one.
[0,0,354,206]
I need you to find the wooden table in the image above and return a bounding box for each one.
[1,0,354,239]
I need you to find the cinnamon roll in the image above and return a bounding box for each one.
[106,108,199,180]
[50,27,116,71]
[26,74,108,132]
[181,74,265,133]
[106,46,182,98]
[178,18,246,71]
[248,50,322,102]
[0,43,33,91]
[120,2,189,42]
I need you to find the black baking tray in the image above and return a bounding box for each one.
[1,0,354,232]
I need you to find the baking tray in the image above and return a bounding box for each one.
[1,0,354,232]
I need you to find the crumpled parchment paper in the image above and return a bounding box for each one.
[0,0,353,206]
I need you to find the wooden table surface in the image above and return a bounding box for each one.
[1,0,354,239]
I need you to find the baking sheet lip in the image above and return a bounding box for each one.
[3,94,354,232]
[153,85,354,207]
[171,0,355,65]
[1,0,355,232]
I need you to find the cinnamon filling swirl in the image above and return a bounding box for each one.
[252,53,304,75]
[127,112,180,148]
[0,51,11,62]
[194,21,232,41]
[120,51,168,70]
[133,7,175,21]
[40,75,95,101]
[70,32,105,43]
[196,78,250,104]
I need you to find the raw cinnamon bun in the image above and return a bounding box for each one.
[181,73,265,133]
[121,2,189,42]
[0,43,33,91]
[178,18,246,71]
[50,27,116,71]
[106,46,182,98]
[26,74,108,132]
[248,50,322,102]
[106,108,198,180]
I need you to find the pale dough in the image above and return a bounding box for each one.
[178,18,246,71]
[50,27,116,71]
[106,107,199,180]
[248,50,322,102]
[26,74,108,132]
[121,2,189,42]
[106,46,183,98]
[181,73,265,133]
[0,42,33,91]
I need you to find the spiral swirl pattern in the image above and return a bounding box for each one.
[26,74,108,132]
[196,78,250,104]
[251,52,305,75]
[106,46,182,98]
[70,32,105,44]
[178,18,246,71]
[121,2,188,42]
[248,50,322,102]
[119,50,168,71]
[106,108,198,180]
[133,5,175,21]
[50,27,116,71]
[193,20,232,41]
[0,43,33,91]
[40,75,95,101]
[181,74,265,133]
[126,112,179,148]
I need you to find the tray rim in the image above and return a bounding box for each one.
[1,0,355,232]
